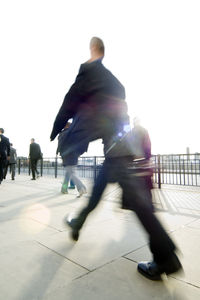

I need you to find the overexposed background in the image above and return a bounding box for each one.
[0,0,199,157]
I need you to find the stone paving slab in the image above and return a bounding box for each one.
[155,211,196,232]
[186,218,200,229]
[0,218,58,247]
[126,226,200,288]
[43,258,200,300]
[0,241,88,300]
[37,215,147,271]
[1,175,200,299]
[169,227,200,287]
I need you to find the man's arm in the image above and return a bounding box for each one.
[29,144,31,159]
[50,65,86,141]
[14,149,17,160]
[38,145,43,158]
[6,138,10,157]
[143,131,151,159]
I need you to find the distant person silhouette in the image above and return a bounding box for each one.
[29,138,42,180]
[4,143,17,180]
[0,128,10,184]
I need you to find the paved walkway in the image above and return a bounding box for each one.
[0,175,200,299]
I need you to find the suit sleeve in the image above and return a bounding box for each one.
[143,131,151,159]
[29,145,31,158]
[50,66,85,141]
[6,138,10,156]
[14,149,17,160]
[39,145,43,158]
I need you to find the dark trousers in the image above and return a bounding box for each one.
[30,158,39,179]
[0,158,6,182]
[4,163,16,179]
[75,158,176,264]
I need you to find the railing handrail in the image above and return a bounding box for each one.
[16,154,200,188]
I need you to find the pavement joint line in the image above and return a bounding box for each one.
[123,256,142,264]
[124,257,200,290]
[83,257,127,274]
[121,244,149,259]
[35,240,91,272]
[71,271,92,282]
[168,276,200,289]
[29,217,63,233]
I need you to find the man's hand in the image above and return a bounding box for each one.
[7,156,10,161]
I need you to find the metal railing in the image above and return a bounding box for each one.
[16,153,200,188]
[152,154,200,187]
[17,156,105,182]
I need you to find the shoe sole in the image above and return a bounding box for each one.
[138,262,183,281]
[64,219,79,241]
[137,266,162,281]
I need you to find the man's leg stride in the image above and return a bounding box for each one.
[119,175,183,280]
[66,165,108,240]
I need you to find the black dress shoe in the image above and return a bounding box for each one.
[31,178,36,180]
[138,261,162,280]
[66,218,80,241]
[138,254,182,281]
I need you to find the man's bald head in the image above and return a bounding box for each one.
[90,37,105,57]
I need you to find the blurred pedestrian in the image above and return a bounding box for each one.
[132,117,151,160]
[59,37,182,281]
[29,138,42,180]
[57,122,87,196]
[50,36,127,162]
[0,128,10,184]
[122,117,154,211]
[4,143,17,180]
[67,127,183,280]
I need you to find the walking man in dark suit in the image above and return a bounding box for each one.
[51,37,182,281]
[50,37,127,158]
[0,128,10,184]
[4,143,17,180]
[29,138,42,180]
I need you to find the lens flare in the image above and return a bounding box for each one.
[20,204,51,234]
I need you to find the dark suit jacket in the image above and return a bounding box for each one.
[9,147,17,164]
[0,134,10,159]
[29,143,42,160]
[50,59,128,158]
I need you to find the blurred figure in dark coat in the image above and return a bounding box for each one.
[51,37,182,282]
[57,122,87,196]
[29,138,42,180]
[50,37,128,159]
[4,143,17,180]
[0,128,10,184]
[122,117,154,211]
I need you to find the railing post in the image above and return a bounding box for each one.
[55,156,58,178]
[158,154,161,189]
[179,156,182,185]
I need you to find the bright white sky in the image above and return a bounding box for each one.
[1,0,199,157]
